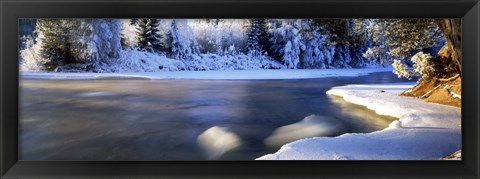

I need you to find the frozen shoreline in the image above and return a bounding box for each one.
[19,67,392,80]
[257,83,461,160]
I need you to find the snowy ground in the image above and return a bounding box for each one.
[257,83,461,160]
[20,66,392,80]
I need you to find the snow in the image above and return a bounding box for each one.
[264,115,346,148]
[197,126,241,160]
[20,66,393,80]
[257,83,461,160]
[444,150,461,160]
[448,89,461,99]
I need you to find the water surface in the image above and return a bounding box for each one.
[19,72,413,160]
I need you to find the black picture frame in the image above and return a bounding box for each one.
[1,0,479,178]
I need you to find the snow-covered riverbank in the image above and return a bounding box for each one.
[257,83,461,160]
[20,66,392,80]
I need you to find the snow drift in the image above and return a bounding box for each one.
[257,83,461,160]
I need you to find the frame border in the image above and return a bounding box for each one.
[1,0,479,178]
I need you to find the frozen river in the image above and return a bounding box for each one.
[19,71,414,160]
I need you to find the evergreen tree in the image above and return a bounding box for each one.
[35,19,122,71]
[135,19,163,52]
[130,18,138,25]
[147,19,163,51]
[37,19,77,70]
[246,19,261,56]
[164,20,184,59]
[136,19,150,51]
[246,19,272,56]
[270,20,304,69]
[257,19,272,55]
[84,19,122,63]
[298,19,330,69]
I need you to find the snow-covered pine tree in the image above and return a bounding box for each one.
[37,19,78,70]
[245,19,272,57]
[136,19,150,51]
[246,19,261,56]
[23,19,122,71]
[147,19,163,51]
[135,19,163,52]
[37,19,61,67]
[256,19,272,56]
[83,19,122,63]
[298,19,331,69]
[311,19,370,68]
[164,20,191,59]
[270,20,304,69]
[347,19,371,68]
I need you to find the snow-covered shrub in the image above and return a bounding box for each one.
[94,50,285,73]
[94,49,184,72]
[19,33,47,71]
[392,60,411,79]
[392,52,434,79]
[411,52,434,78]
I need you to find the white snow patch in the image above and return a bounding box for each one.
[20,67,393,80]
[448,89,461,100]
[444,151,461,160]
[197,126,241,160]
[264,115,345,147]
[257,83,461,160]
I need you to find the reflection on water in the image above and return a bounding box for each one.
[327,95,398,131]
[19,72,414,160]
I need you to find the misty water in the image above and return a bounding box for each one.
[19,72,414,160]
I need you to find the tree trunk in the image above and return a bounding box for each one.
[435,19,461,75]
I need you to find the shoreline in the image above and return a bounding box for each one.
[19,67,393,80]
[257,82,461,160]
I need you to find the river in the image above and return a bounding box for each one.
[19,71,414,160]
